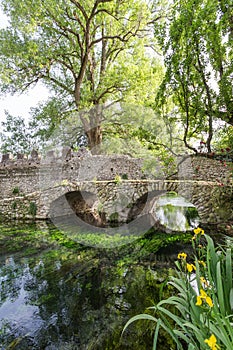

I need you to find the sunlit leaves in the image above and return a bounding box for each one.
[155,0,233,151]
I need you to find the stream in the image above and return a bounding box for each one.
[0,222,193,350]
[0,195,227,349]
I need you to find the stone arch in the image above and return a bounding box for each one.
[127,189,166,222]
[127,189,200,231]
[49,190,105,227]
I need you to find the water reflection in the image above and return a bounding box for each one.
[0,237,174,350]
[0,261,43,332]
[151,194,199,232]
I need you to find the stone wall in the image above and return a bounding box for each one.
[0,151,232,224]
[0,165,40,198]
[0,151,145,220]
[178,155,232,183]
[177,156,233,223]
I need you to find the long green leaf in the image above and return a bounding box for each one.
[206,235,218,285]
[225,248,232,291]
[213,313,233,342]
[157,306,188,330]
[122,313,157,334]
[173,329,193,343]
[169,279,188,297]
[156,313,184,349]
[183,321,207,347]
[189,298,202,323]
[230,288,233,311]
[216,261,225,315]
[209,320,233,349]
[225,248,232,312]
[158,296,189,310]
[152,318,161,350]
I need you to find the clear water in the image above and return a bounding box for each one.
[152,194,199,232]
[0,223,186,350]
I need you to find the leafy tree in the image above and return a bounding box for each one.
[0,113,38,154]
[0,0,162,152]
[154,0,233,152]
[45,102,184,177]
[212,124,233,154]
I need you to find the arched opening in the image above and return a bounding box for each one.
[151,193,200,232]
[127,190,166,222]
[49,191,106,227]
[127,191,199,232]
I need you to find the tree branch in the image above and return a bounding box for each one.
[95,85,121,103]
[70,0,88,21]
[56,58,77,81]
[47,74,74,94]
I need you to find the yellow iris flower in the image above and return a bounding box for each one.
[177,252,187,260]
[186,263,196,273]
[204,334,219,350]
[205,296,214,307]
[196,295,202,306]
[200,276,209,287]
[196,289,213,307]
[198,260,206,267]
[193,227,205,235]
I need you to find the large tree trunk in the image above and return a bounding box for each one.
[86,125,102,154]
[79,104,104,154]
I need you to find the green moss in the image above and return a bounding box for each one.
[28,202,37,217]
[11,201,17,210]
[109,212,119,223]
[114,174,122,184]
[166,191,178,197]
[12,187,20,195]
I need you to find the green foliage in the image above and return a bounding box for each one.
[11,201,17,210]
[0,0,164,150]
[123,229,233,349]
[109,212,119,223]
[28,202,37,217]
[12,187,20,195]
[114,175,122,184]
[212,124,233,152]
[99,102,184,173]
[154,0,233,151]
[0,113,35,154]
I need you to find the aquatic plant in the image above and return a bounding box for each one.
[123,228,233,349]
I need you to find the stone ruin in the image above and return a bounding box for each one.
[0,146,93,168]
[0,149,40,167]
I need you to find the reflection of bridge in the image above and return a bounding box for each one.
[0,153,232,224]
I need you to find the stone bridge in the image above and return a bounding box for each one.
[0,150,232,225]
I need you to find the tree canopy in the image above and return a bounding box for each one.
[1,0,233,155]
[0,0,163,151]
[155,0,233,152]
